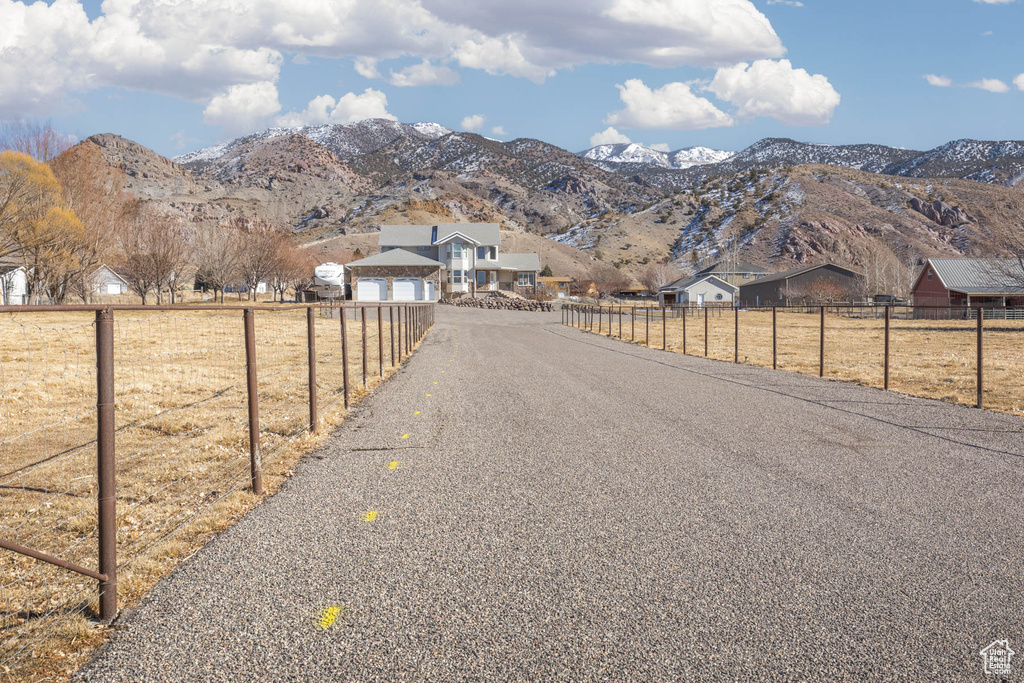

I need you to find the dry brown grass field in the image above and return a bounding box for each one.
[575,307,1024,418]
[0,304,413,681]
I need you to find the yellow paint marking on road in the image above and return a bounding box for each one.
[387,461,400,470]
[414,411,421,416]
[318,605,343,630]
[401,434,410,439]
[363,510,379,522]
[441,371,445,373]
[432,381,438,385]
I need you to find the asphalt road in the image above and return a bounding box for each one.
[78,306,1024,682]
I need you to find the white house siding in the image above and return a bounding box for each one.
[0,268,29,305]
[683,279,735,304]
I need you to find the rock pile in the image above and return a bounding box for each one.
[440,293,553,312]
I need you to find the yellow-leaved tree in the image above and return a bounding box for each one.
[0,150,64,263]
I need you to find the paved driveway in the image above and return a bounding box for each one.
[78,306,1024,681]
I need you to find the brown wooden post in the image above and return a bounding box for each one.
[772,306,777,370]
[734,306,739,363]
[361,306,368,388]
[396,305,403,362]
[243,308,263,495]
[819,305,825,378]
[884,305,890,391]
[306,307,318,434]
[645,307,650,346]
[631,306,635,341]
[389,306,395,367]
[704,306,708,358]
[340,305,350,409]
[377,305,384,378]
[618,306,622,339]
[977,308,984,409]
[95,308,117,621]
[598,305,603,335]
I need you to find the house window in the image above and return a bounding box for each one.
[477,270,487,285]
[518,273,535,286]
[417,246,429,252]
[448,243,463,258]
[477,246,486,259]
[453,270,464,284]
[927,270,932,280]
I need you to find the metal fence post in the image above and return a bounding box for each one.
[631,306,635,341]
[819,305,825,378]
[243,308,263,495]
[645,307,650,346]
[361,306,368,388]
[734,306,739,363]
[340,305,351,409]
[977,308,984,409]
[377,305,384,378]
[682,306,687,355]
[397,305,403,361]
[306,307,318,434]
[772,306,777,370]
[618,306,622,339]
[389,306,395,367]
[884,305,890,391]
[704,306,708,358]
[95,308,117,621]
[662,307,667,350]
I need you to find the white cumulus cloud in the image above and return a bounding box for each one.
[708,59,840,125]
[589,127,632,146]
[276,88,395,127]
[461,114,485,131]
[1015,74,1024,90]
[203,82,282,135]
[967,78,1010,93]
[388,60,460,87]
[491,125,507,136]
[354,57,382,79]
[605,79,733,130]
[924,74,953,87]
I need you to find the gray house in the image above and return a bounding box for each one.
[695,261,769,287]
[658,275,738,307]
[89,265,130,296]
[371,223,540,298]
[738,263,864,306]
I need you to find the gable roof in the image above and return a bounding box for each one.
[91,264,129,286]
[346,250,445,269]
[696,261,769,276]
[435,223,500,246]
[746,263,863,286]
[378,225,436,247]
[661,274,739,293]
[378,223,501,248]
[915,258,1024,295]
[497,253,541,272]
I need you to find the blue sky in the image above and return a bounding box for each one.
[1,0,1021,158]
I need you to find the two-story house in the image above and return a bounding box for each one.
[348,223,541,301]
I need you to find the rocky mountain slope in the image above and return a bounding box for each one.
[74,121,1024,285]
[581,143,733,170]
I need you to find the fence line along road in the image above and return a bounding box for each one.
[564,303,1024,416]
[0,301,434,671]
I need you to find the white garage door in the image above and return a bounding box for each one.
[356,278,386,301]
[105,283,122,295]
[393,278,422,301]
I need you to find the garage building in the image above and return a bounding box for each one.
[346,250,444,302]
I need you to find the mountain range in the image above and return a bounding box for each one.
[65,118,1024,285]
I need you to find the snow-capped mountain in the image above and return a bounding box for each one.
[883,139,1024,183]
[176,119,452,170]
[722,138,920,174]
[581,143,733,170]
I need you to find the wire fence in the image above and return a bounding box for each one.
[0,301,434,673]
[564,304,1024,417]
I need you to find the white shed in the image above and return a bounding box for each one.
[90,265,130,296]
[0,265,29,305]
[658,275,739,307]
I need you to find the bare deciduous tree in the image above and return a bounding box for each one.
[235,216,288,301]
[638,262,683,294]
[194,223,242,303]
[117,204,192,305]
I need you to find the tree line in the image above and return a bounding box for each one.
[0,124,319,305]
